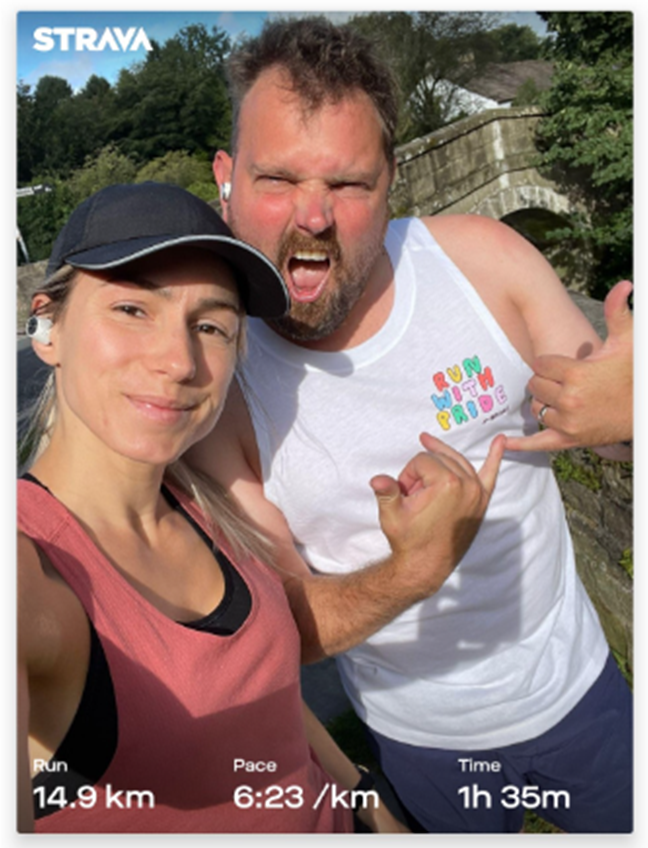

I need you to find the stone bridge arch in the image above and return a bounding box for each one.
[471,182,571,221]
[389,106,592,288]
[390,106,574,219]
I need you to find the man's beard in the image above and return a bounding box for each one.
[270,224,387,343]
[266,229,372,342]
[270,279,366,342]
[227,198,388,343]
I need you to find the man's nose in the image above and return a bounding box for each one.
[293,186,334,235]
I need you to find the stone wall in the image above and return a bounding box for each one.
[389,106,580,223]
[553,447,633,676]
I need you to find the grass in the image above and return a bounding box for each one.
[552,449,602,492]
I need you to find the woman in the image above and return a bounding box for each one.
[17,182,405,833]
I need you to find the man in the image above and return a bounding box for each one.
[189,18,632,833]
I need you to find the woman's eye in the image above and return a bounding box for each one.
[196,323,233,340]
[115,304,144,317]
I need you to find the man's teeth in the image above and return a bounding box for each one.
[293,251,328,262]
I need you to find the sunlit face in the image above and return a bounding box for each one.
[219,67,393,343]
[46,247,242,469]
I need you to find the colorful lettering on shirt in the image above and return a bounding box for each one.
[432,390,452,411]
[430,355,508,431]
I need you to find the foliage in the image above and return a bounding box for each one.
[17,177,75,266]
[536,13,633,296]
[484,23,543,63]
[612,648,633,688]
[135,150,216,202]
[17,144,223,264]
[17,22,233,263]
[541,12,632,64]
[348,12,498,141]
[523,811,561,833]
[348,13,545,143]
[17,23,232,186]
[619,548,633,580]
[551,450,602,493]
[512,78,542,107]
[111,24,232,162]
[17,74,119,181]
[66,144,140,205]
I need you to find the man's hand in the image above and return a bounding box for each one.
[370,433,505,599]
[505,280,633,452]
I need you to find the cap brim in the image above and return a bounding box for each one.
[66,234,289,319]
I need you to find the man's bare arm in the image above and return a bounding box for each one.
[423,215,631,460]
[187,382,504,662]
[505,281,633,451]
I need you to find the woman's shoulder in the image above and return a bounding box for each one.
[17,531,50,610]
[18,531,89,676]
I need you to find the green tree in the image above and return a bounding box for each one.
[111,23,232,161]
[25,76,74,175]
[17,23,233,260]
[17,146,140,264]
[17,178,74,265]
[512,78,542,107]
[17,147,219,264]
[17,82,38,183]
[17,73,118,182]
[135,150,216,202]
[66,144,139,204]
[348,11,500,142]
[536,12,633,295]
[484,23,543,63]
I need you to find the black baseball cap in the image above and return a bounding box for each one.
[46,182,289,318]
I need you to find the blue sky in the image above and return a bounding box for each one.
[17,10,548,92]
[17,11,268,90]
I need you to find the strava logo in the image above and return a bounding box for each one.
[33,27,153,52]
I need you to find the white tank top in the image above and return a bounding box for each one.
[241,217,608,749]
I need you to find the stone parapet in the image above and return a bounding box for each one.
[389,106,581,223]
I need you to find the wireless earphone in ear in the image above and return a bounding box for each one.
[26,315,53,345]
[220,182,232,202]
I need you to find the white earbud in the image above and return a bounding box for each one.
[220,182,232,202]
[26,315,53,345]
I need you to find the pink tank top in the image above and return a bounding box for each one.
[18,479,352,833]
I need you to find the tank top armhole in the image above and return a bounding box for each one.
[32,619,118,820]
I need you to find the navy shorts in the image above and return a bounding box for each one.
[363,653,632,833]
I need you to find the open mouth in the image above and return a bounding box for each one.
[287,251,331,302]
